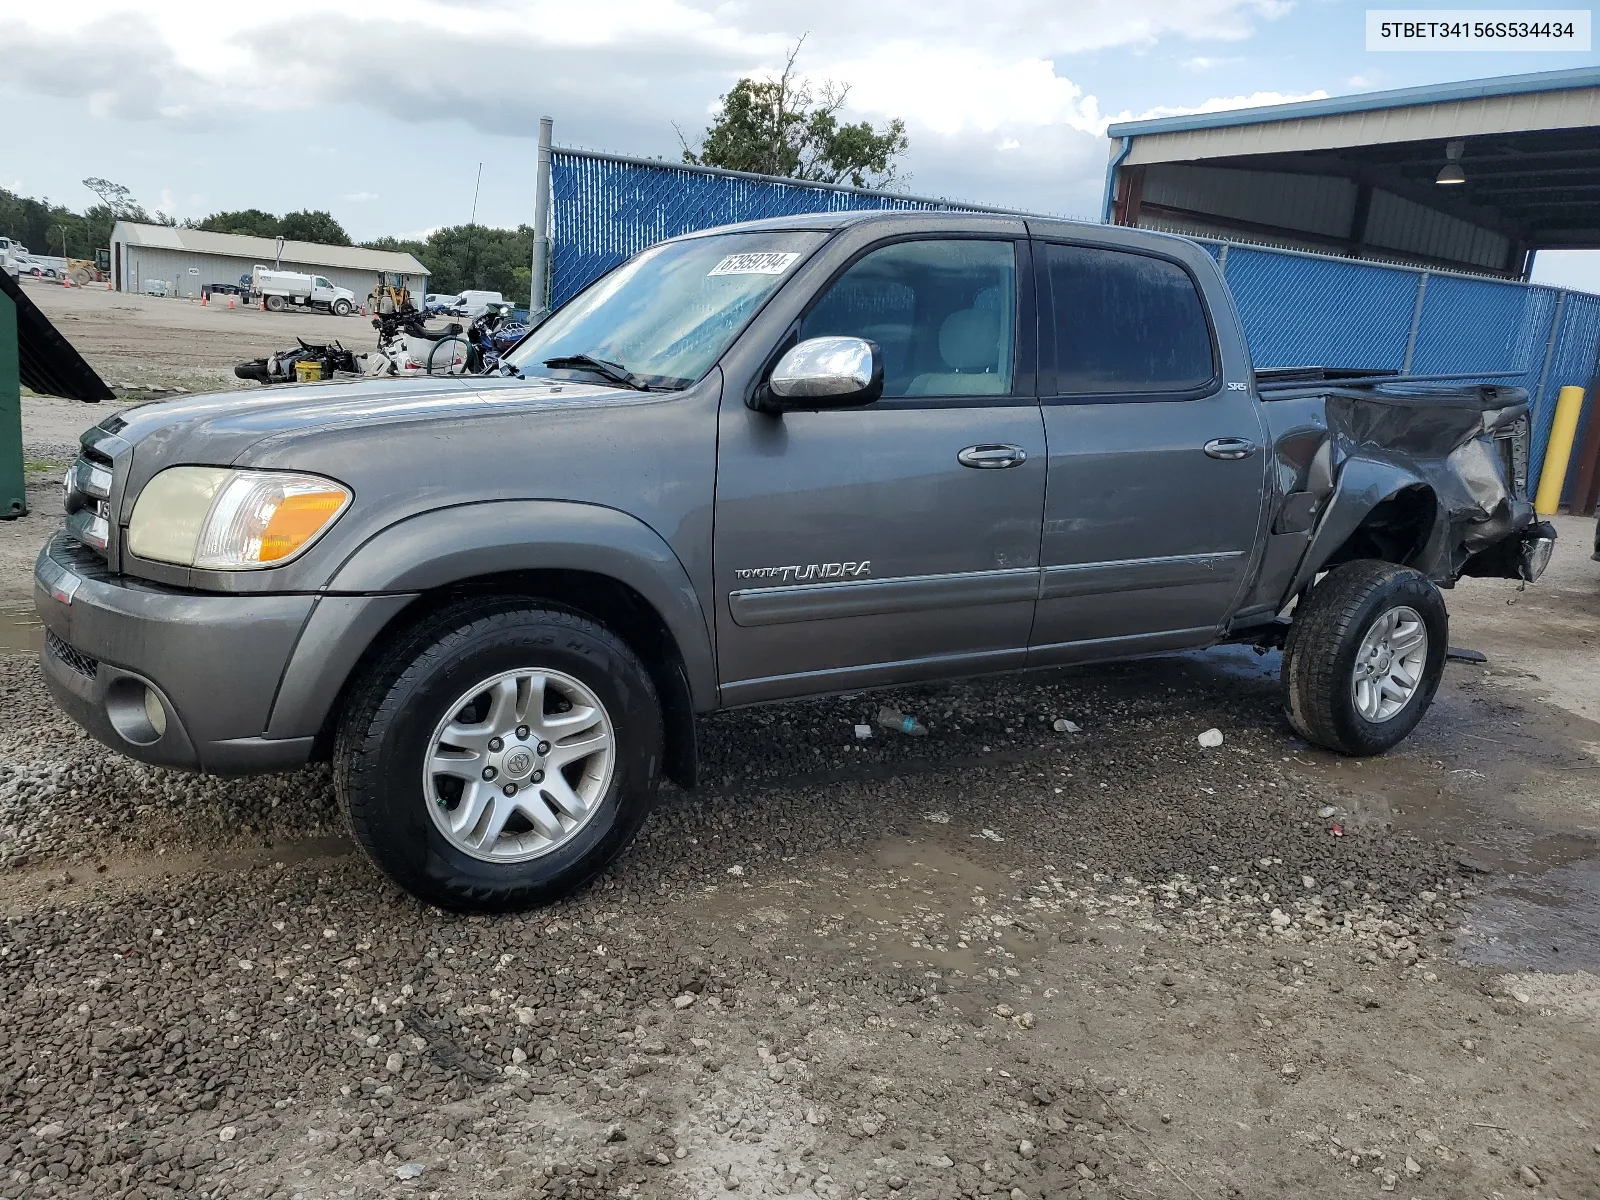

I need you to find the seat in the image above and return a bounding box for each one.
[906,308,1008,396]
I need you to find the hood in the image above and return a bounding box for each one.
[99,373,625,466]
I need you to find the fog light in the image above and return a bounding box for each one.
[106,677,169,746]
[144,686,168,738]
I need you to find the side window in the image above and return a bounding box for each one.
[315,276,332,289]
[1044,243,1214,395]
[800,240,1016,399]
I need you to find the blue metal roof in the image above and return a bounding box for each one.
[1106,66,1600,138]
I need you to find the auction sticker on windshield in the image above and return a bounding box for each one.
[707,252,802,276]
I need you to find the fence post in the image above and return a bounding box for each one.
[1401,272,1428,374]
[1217,242,1229,278]
[530,116,553,319]
[1532,290,1567,413]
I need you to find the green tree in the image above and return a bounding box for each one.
[363,225,532,298]
[194,209,351,245]
[279,209,351,246]
[681,38,908,188]
[196,209,285,237]
[82,177,149,220]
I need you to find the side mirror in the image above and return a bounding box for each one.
[754,336,883,412]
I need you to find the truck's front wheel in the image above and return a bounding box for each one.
[332,299,353,316]
[1281,560,1447,756]
[335,600,662,911]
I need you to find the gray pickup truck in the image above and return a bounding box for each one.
[36,212,1554,911]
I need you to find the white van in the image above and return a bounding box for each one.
[445,290,505,318]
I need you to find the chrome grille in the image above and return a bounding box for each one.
[45,628,99,679]
[62,453,112,556]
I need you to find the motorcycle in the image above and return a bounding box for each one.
[234,338,360,385]
[367,301,528,376]
[367,307,472,376]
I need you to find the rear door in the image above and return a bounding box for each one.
[1028,234,1267,665]
[712,234,1046,704]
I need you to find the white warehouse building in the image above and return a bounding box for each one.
[108,222,429,302]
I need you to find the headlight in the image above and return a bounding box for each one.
[128,467,351,569]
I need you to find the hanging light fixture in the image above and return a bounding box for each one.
[1436,140,1466,185]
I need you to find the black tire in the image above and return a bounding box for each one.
[265,294,286,312]
[1281,560,1448,756]
[333,299,353,316]
[335,599,662,911]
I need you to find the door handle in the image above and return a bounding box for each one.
[958,444,1027,469]
[1203,437,1257,460]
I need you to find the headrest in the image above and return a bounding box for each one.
[939,309,1000,372]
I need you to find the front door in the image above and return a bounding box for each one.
[1029,237,1268,664]
[714,236,1046,705]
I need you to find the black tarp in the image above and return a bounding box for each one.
[0,269,113,403]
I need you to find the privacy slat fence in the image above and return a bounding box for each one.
[546,147,1600,497]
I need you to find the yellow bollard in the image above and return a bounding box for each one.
[1534,384,1587,516]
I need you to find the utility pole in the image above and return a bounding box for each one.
[530,116,552,320]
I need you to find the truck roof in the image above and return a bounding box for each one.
[672,207,1200,253]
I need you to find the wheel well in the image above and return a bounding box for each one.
[315,569,700,790]
[1321,486,1436,572]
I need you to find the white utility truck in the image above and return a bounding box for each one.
[251,267,358,316]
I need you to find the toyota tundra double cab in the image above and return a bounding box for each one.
[37,211,1555,910]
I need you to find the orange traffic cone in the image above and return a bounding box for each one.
[201,292,208,306]
[228,296,235,310]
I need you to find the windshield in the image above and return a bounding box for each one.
[506,230,827,389]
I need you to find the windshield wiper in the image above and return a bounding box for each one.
[543,354,651,391]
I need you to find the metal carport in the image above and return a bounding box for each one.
[1104,67,1600,279]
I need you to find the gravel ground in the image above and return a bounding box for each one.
[2,598,1598,1200]
[2,360,1598,1198]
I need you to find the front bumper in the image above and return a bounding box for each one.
[34,533,318,774]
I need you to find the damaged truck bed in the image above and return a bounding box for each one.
[1240,372,1555,636]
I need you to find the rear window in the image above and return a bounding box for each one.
[1043,243,1215,395]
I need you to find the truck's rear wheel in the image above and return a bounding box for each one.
[333,299,353,316]
[265,294,286,312]
[1281,560,1447,756]
[335,600,662,911]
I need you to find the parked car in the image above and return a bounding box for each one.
[37,211,1554,912]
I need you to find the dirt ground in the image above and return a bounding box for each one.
[2,346,1599,1200]
[18,274,369,394]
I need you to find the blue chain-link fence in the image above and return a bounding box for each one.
[547,149,1599,493]
[550,149,1010,309]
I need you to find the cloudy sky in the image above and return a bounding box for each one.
[3,0,1598,282]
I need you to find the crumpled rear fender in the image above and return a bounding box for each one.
[1283,458,1439,601]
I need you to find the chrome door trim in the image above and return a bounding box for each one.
[1040,551,1245,600]
[728,566,1040,628]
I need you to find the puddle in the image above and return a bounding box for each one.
[1458,860,1600,973]
[0,606,42,655]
